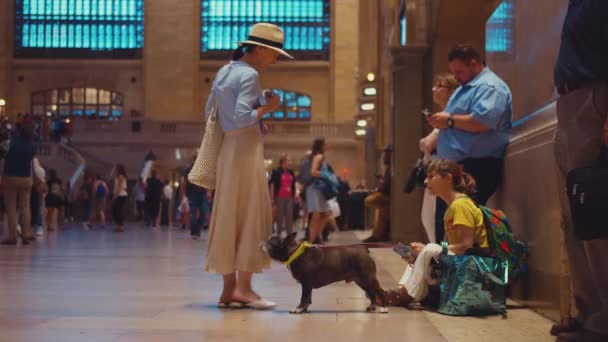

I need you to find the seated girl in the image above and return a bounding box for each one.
[383,159,489,306]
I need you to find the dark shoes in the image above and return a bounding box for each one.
[1,237,34,245]
[551,319,581,336]
[556,330,607,342]
[379,287,413,307]
[552,319,607,342]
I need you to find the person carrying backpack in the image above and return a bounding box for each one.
[380,159,499,307]
[89,175,108,228]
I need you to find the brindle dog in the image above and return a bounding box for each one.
[263,233,388,314]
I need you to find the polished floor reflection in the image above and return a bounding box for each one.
[0,226,554,341]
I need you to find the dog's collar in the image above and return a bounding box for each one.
[284,242,313,267]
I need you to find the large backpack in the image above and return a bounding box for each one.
[478,206,528,282]
[298,158,313,186]
[95,182,107,198]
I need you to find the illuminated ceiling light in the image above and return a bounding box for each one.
[0,99,5,106]
[360,103,375,111]
[363,87,377,96]
[65,118,71,124]
[174,181,180,188]
[355,129,367,136]
[366,72,376,82]
[357,119,367,127]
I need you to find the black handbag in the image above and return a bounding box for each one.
[404,157,427,193]
[566,147,608,240]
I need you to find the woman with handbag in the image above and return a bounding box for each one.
[305,138,337,244]
[382,159,489,307]
[203,23,291,310]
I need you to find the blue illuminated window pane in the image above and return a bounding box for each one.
[299,110,311,120]
[400,3,406,46]
[15,0,144,58]
[201,0,330,60]
[297,96,311,107]
[486,0,513,53]
[269,89,311,121]
[400,16,406,46]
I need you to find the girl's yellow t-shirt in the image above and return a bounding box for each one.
[444,196,489,248]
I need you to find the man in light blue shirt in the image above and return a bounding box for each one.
[427,45,512,241]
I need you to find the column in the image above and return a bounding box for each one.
[143,0,200,121]
[390,46,430,243]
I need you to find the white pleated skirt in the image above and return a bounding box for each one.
[204,125,272,274]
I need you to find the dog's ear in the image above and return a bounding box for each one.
[284,232,298,245]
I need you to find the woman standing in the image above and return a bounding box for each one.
[305,138,336,244]
[204,23,290,310]
[419,74,459,243]
[112,164,128,232]
[45,169,63,232]
[269,155,296,237]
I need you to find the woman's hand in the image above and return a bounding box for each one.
[256,94,281,120]
[261,122,269,135]
[267,94,281,111]
[410,242,426,256]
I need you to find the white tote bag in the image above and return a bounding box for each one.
[188,100,224,190]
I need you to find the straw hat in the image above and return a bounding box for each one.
[237,23,294,59]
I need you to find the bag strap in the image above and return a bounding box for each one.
[474,256,509,285]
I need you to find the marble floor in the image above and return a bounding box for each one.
[0,225,556,342]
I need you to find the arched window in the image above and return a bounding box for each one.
[31,88,124,118]
[200,0,330,60]
[486,0,514,54]
[14,0,144,58]
[262,90,311,121]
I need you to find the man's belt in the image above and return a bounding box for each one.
[557,80,606,96]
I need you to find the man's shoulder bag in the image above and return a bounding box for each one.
[566,147,608,240]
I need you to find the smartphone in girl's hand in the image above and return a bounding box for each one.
[393,242,417,263]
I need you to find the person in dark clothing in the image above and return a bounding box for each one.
[335,176,351,230]
[144,170,163,228]
[268,155,296,236]
[552,2,608,341]
[362,144,392,242]
[181,160,210,239]
[1,120,36,245]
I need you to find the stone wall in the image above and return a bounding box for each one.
[486,0,568,120]
[1,0,361,124]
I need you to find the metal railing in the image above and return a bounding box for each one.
[37,142,86,194]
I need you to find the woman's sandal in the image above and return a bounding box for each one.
[217,297,245,309]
